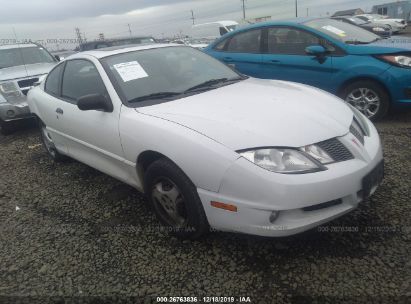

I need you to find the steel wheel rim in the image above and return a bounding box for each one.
[151,177,188,228]
[41,126,56,157]
[346,87,380,118]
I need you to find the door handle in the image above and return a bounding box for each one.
[56,108,63,115]
[266,59,281,64]
[223,57,234,62]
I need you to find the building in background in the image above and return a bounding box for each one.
[332,8,364,17]
[372,1,411,21]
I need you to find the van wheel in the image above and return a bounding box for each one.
[144,158,209,240]
[340,80,390,120]
[39,121,68,162]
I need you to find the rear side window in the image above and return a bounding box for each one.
[45,63,64,96]
[61,59,107,103]
[226,29,262,53]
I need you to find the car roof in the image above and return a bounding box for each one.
[229,17,326,31]
[193,20,239,27]
[0,43,39,50]
[69,43,182,59]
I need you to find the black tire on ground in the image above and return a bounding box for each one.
[144,158,209,240]
[340,80,390,120]
[0,120,14,135]
[39,120,68,162]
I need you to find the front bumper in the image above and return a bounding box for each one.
[380,66,411,109]
[0,101,33,122]
[198,117,383,237]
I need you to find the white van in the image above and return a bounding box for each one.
[191,21,239,40]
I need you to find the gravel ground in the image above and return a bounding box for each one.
[0,111,410,304]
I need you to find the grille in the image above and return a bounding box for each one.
[350,118,365,145]
[316,138,354,162]
[17,78,39,89]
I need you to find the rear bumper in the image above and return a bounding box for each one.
[0,101,33,122]
[198,117,383,237]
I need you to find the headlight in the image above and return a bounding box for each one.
[301,144,333,164]
[377,54,411,68]
[0,82,21,98]
[372,27,385,32]
[240,148,326,174]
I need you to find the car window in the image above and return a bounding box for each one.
[356,16,369,22]
[0,46,55,69]
[61,59,107,103]
[267,27,322,55]
[304,18,379,44]
[45,63,65,96]
[226,29,262,53]
[214,39,229,51]
[101,46,241,106]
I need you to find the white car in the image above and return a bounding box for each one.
[27,44,384,239]
[356,14,406,33]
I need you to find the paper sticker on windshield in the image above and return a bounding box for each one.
[113,61,148,82]
[322,25,346,37]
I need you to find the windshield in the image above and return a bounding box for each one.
[346,17,367,25]
[101,46,241,106]
[0,46,55,69]
[304,18,380,44]
[226,25,237,32]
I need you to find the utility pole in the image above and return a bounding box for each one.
[75,27,83,46]
[241,0,246,20]
[295,0,298,17]
[190,10,195,25]
[127,24,132,36]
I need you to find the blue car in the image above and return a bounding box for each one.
[205,18,411,119]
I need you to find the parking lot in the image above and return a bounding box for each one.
[0,108,410,303]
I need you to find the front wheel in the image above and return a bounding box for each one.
[144,158,209,240]
[340,80,390,120]
[0,120,14,135]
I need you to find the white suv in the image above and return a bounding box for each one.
[0,43,57,134]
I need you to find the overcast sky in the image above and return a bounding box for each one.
[0,0,396,50]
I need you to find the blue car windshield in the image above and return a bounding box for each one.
[304,18,380,44]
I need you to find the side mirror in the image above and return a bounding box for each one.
[305,45,327,56]
[77,94,113,112]
[54,55,61,61]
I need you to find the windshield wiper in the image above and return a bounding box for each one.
[184,78,234,93]
[345,40,373,45]
[129,91,181,103]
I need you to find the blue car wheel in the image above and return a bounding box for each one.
[340,80,390,120]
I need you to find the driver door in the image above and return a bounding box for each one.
[260,27,335,90]
[56,59,130,183]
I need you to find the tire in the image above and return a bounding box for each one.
[144,158,209,240]
[340,80,390,120]
[0,120,14,135]
[39,120,68,162]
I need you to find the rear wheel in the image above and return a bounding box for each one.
[144,158,209,239]
[39,121,68,162]
[340,80,390,120]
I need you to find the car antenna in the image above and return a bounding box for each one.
[12,27,29,77]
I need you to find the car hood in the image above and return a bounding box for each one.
[0,62,56,82]
[137,78,353,150]
[347,36,411,54]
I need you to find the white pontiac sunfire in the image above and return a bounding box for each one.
[28,44,384,239]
